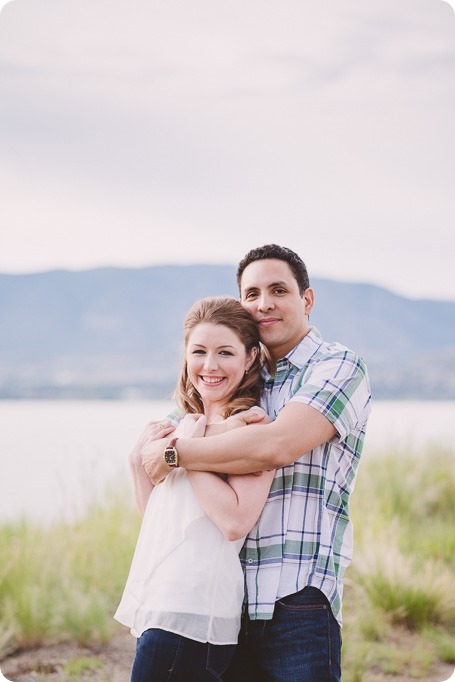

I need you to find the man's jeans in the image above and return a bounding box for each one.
[131,628,236,681]
[223,586,342,681]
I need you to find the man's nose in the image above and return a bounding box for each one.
[257,294,274,312]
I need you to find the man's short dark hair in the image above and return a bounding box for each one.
[236,244,310,295]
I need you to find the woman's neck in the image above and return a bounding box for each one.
[203,404,226,425]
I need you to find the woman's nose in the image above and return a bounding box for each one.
[203,353,219,371]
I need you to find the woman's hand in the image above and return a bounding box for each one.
[141,414,207,486]
[177,413,207,439]
[129,420,176,515]
[129,420,175,468]
[205,407,271,436]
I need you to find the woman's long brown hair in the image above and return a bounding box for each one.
[174,296,263,418]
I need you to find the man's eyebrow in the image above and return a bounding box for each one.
[243,280,288,292]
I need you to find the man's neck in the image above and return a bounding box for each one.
[264,328,311,377]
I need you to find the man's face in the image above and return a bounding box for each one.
[240,259,314,362]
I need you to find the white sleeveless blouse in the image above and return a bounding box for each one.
[114,463,245,644]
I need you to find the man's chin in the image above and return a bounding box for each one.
[259,329,279,345]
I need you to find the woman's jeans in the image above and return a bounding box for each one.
[131,628,236,681]
[223,586,342,681]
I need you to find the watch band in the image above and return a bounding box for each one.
[164,437,179,468]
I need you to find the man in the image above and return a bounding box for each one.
[140,244,371,681]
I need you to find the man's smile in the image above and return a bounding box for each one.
[257,317,281,327]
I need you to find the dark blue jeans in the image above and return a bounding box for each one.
[131,628,236,681]
[223,587,342,681]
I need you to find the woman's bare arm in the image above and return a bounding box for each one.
[187,468,275,541]
[186,409,274,540]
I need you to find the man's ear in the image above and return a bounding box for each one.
[303,287,315,316]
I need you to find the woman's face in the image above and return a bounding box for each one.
[186,322,256,418]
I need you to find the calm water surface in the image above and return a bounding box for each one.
[1,400,454,522]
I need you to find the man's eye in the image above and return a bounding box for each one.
[245,292,257,300]
[274,288,286,294]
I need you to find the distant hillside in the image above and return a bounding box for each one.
[0,266,454,399]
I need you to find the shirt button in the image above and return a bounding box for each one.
[248,559,253,564]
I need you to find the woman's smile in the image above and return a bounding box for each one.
[186,322,255,421]
[200,375,226,385]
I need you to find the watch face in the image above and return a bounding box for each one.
[165,448,177,465]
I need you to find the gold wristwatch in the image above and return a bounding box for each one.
[164,437,179,468]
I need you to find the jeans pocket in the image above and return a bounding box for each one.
[206,644,236,678]
[277,586,329,611]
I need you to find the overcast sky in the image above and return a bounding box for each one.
[0,0,454,299]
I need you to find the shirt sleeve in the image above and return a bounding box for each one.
[290,351,371,441]
[165,406,185,427]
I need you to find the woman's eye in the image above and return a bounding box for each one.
[219,351,233,356]
[192,349,205,355]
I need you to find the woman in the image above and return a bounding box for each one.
[115,297,274,681]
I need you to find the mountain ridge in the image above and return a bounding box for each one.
[0,265,453,399]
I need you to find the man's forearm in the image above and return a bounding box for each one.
[178,403,336,473]
[142,403,337,484]
[178,422,277,474]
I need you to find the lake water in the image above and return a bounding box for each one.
[1,400,454,523]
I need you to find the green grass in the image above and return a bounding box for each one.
[64,656,103,676]
[341,446,455,679]
[1,447,454,681]
[0,488,140,653]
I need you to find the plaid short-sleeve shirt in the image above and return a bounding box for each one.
[240,327,371,626]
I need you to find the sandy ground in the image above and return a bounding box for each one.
[1,630,453,682]
[0,630,135,682]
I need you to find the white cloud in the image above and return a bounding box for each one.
[0,0,454,299]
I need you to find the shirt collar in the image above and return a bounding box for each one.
[261,327,323,380]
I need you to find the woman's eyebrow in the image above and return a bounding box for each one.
[190,344,236,349]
